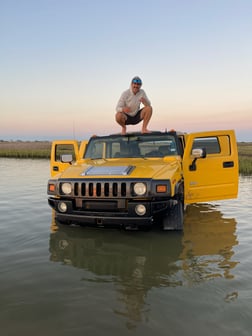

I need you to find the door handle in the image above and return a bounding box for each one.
[223,161,234,168]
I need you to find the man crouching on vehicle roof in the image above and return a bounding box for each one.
[115,76,153,135]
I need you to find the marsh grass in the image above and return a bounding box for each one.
[0,141,51,159]
[238,142,252,175]
[0,140,251,174]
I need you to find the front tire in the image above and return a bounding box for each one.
[162,200,183,231]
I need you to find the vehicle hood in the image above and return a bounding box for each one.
[58,157,181,180]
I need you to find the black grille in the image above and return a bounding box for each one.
[73,181,128,197]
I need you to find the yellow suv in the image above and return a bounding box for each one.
[47,130,238,230]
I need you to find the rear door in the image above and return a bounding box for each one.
[183,130,239,204]
[50,140,79,177]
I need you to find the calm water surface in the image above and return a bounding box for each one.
[0,158,252,336]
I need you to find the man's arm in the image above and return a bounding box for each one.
[116,90,128,113]
[140,90,151,107]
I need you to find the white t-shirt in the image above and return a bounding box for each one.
[116,88,151,117]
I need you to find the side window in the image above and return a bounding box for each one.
[55,144,76,162]
[192,137,220,154]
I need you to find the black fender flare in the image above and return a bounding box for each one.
[174,180,184,202]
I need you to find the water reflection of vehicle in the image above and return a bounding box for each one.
[50,213,184,327]
[50,211,184,287]
[49,204,238,326]
[181,203,238,281]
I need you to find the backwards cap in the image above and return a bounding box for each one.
[131,76,142,85]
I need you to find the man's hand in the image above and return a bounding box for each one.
[123,107,131,113]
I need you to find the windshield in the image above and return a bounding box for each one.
[84,134,178,159]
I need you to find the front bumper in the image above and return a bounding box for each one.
[55,212,153,227]
[48,197,170,228]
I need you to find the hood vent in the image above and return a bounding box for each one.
[81,165,135,176]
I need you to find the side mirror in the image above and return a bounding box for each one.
[191,148,207,158]
[61,154,73,163]
[190,148,207,171]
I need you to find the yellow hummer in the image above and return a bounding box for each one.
[47,130,238,230]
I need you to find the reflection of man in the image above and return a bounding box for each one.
[115,76,152,135]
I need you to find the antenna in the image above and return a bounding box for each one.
[72,121,76,139]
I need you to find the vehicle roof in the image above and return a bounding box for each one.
[91,130,184,140]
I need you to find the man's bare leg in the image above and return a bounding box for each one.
[141,106,152,133]
[115,112,127,135]
[121,126,126,135]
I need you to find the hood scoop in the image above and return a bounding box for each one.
[81,165,135,176]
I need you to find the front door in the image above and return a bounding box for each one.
[50,140,79,177]
[183,130,239,204]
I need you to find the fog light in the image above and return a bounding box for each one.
[135,204,146,216]
[58,202,67,213]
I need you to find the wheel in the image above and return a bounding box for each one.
[162,200,183,231]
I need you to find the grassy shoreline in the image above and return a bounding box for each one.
[0,141,51,159]
[0,140,251,175]
[237,142,252,175]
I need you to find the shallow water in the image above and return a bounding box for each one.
[0,158,252,336]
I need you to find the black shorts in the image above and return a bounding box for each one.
[125,109,143,125]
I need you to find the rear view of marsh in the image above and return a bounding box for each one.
[0,157,252,336]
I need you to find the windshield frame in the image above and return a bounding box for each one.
[84,132,181,159]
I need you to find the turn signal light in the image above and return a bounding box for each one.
[49,184,55,192]
[156,185,167,193]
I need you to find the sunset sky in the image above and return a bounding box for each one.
[1,0,252,141]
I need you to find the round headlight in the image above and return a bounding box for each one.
[133,182,147,196]
[135,204,146,216]
[61,182,72,195]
